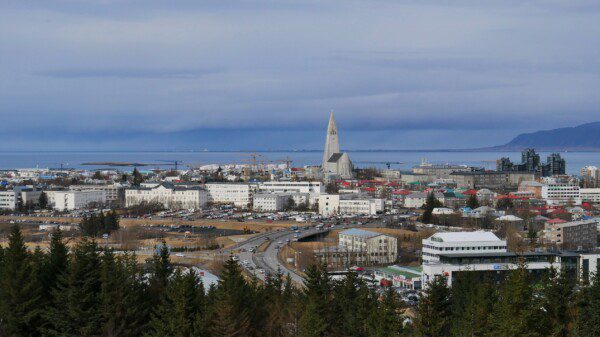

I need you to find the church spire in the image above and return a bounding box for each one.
[322,110,340,168]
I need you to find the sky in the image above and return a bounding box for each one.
[1,0,600,151]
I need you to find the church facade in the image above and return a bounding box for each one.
[322,112,353,179]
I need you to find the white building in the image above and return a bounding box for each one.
[432,207,454,215]
[253,193,290,212]
[70,184,125,204]
[541,181,581,205]
[125,183,207,210]
[404,192,444,209]
[259,181,323,194]
[579,188,600,203]
[422,232,507,265]
[0,190,18,210]
[338,228,398,264]
[53,190,107,211]
[204,183,255,208]
[318,194,384,216]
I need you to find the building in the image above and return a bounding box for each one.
[0,190,18,210]
[581,166,600,188]
[497,149,566,177]
[70,184,125,205]
[412,162,472,179]
[318,194,384,216]
[338,229,398,264]
[252,193,290,212]
[518,181,543,198]
[422,232,507,265]
[204,183,255,208]
[322,111,353,179]
[580,188,600,203]
[259,181,323,194]
[53,190,107,211]
[543,219,598,250]
[125,183,207,210]
[450,171,536,189]
[381,170,401,180]
[404,192,445,209]
[373,265,422,289]
[541,180,581,205]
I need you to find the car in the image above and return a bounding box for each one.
[175,253,185,257]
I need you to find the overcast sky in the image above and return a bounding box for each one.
[1,0,599,150]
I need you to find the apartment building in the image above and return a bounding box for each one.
[543,219,598,250]
[70,184,125,204]
[338,229,398,264]
[579,188,600,203]
[204,183,256,208]
[252,193,290,212]
[450,171,536,189]
[53,190,107,211]
[318,194,384,216]
[259,181,323,194]
[125,183,207,210]
[541,181,581,205]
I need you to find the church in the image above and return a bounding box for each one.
[322,111,354,179]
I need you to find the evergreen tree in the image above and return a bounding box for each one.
[37,229,69,331]
[210,258,252,337]
[421,192,443,224]
[488,266,543,337]
[38,191,48,209]
[133,168,144,186]
[450,273,494,337]
[371,286,405,337]
[100,250,148,337]
[45,239,103,336]
[147,269,206,337]
[148,241,173,306]
[539,269,575,337]
[415,276,451,337]
[299,264,332,337]
[466,194,479,209]
[0,225,41,336]
[573,273,600,337]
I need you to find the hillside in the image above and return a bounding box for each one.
[491,122,600,151]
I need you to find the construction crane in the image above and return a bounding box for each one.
[239,153,269,180]
[354,161,403,169]
[275,157,293,170]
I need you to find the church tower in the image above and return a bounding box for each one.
[322,111,340,168]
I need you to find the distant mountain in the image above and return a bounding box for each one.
[489,122,600,151]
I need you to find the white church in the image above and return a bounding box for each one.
[322,111,354,180]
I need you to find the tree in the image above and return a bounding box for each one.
[496,197,514,211]
[539,269,575,337]
[371,286,405,337]
[210,258,252,337]
[92,171,104,180]
[415,276,451,337]
[488,266,543,337]
[299,264,332,337]
[325,182,339,194]
[421,192,443,224]
[147,269,206,337]
[450,272,494,337]
[284,197,296,211]
[148,241,173,307]
[38,191,48,209]
[44,239,103,336]
[0,225,41,336]
[574,273,600,337]
[132,168,144,187]
[466,194,479,209]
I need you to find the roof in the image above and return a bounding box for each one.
[546,218,567,224]
[428,231,502,243]
[327,153,345,163]
[495,215,523,222]
[378,266,421,279]
[339,228,383,239]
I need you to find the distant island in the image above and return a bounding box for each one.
[485,121,600,151]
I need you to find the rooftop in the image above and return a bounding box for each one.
[339,228,384,239]
[428,231,502,243]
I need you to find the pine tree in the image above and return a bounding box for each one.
[210,258,252,337]
[37,229,69,332]
[299,264,332,337]
[100,250,148,337]
[539,269,575,337]
[371,286,405,337]
[148,241,173,307]
[0,225,41,336]
[133,168,144,186]
[488,266,543,337]
[38,191,48,209]
[422,192,443,224]
[450,272,494,337]
[147,268,206,337]
[573,273,600,337]
[44,238,103,336]
[415,276,451,337]
[466,194,479,209]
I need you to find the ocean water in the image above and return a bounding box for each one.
[0,151,597,175]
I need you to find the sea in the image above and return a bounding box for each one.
[0,150,598,175]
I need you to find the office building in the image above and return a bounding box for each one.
[53,190,107,211]
[126,183,207,210]
[338,229,398,264]
[422,232,507,264]
[204,183,256,208]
